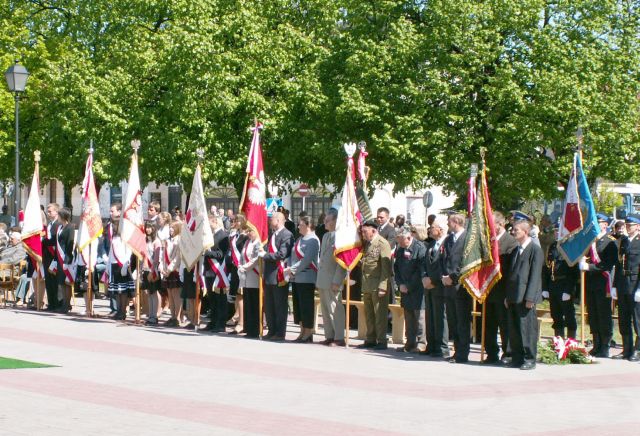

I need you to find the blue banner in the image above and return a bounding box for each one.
[558,153,599,266]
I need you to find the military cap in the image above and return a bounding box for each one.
[625,214,640,224]
[362,218,379,229]
[512,210,532,222]
[596,213,611,224]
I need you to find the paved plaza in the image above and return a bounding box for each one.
[1,302,639,435]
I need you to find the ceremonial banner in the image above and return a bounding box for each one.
[22,154,43,266]
[76,151,103,268]
[239,122,269,244]
[180,164,214,270]
[459,162,501,302]
[121,152,147,259]
[334,143,363,271]
[558,152,599,266]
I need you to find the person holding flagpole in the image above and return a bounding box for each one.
[285,214,320,343]
[203,214,230,332]
[161,221,182,327]
[43,203,61,311]
[238,225,262,338]
[259,212,293,341]
[107,215,135,321]
[226,213,248,334]
[142,221,162,325]
[55,207,75,314]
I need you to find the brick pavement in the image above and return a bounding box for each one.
[1,302,639,435]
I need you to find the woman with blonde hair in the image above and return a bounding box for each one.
[226,213,248,333]
[161,221,182,326]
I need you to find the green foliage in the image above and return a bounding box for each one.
[0,0,638,203]
[593,185,624,215]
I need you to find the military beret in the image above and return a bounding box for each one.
[625,214,640,224]
[596,213,611,224]
[362,219,379,229]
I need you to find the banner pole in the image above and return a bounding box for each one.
[480,301,487,362]
[87,249,93,317]
[259,257,264,339]
[36,274,41,311]
[135,257,141,323]
[345,270,351,348]
[580,270,586,345]
[195,263,201,332]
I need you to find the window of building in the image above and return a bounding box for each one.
[206,187,239,214]
[291,187,333,228]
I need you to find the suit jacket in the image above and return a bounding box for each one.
[585,234,617,292]
[263,227,294,285]
[615,235,640,295]
[43,219,61,267]
[203,229,229,277]
[315,231,347,290]
[423,237,446,297]
[394,238,426,310]
[360,234,392,293]
[505,241,543,304]
[488,231,518,302]
[378,223,397,250]
[441,230,466,289]
[289,234,320,284]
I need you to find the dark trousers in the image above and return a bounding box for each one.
[427,289,450,356]
[453,288,473,360]
[293,282,315,329]
[243,287,260,338]
[507,302,538,365]
[444,286,458,344]
[206,277,228,329]
[585,287,613,342]
[617,293,640,337]
[404,308,423,349]
[549,292,577,333]
[264,283,289,337]
[45,270,59,309]
[485,297,510,360]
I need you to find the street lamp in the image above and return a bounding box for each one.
[5,60,30,223]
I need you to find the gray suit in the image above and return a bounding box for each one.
[315,231,347,341]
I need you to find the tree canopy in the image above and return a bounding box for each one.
[0,0,638,208]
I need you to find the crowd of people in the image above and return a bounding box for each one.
[6,200,640,370]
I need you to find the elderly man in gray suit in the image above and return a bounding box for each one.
[315,208,348,346]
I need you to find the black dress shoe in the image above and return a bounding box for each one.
[611,352,626,360]
[455,357,469,364]
[356,342,376,349]
[629,352,640,362]
[184,323,196,330]
[520,361,536,370]
[373,343,387,350]
[501,356,513,366]
[482,357,500,365]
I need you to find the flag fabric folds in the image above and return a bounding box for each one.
[557,152,599,266]
[76,151,103,268]
[239,122,269,244]
[121,152,147,260]
[179,164,214,270]
[459,162,501,302]
[334,144,363,271]
[22,157,43,267]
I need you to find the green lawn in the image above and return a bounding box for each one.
[0,357,56,370]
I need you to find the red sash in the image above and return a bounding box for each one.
[294,239,317,272]
[230,234,241,267]
[56,226,74,284]
[270,233,286,285]
[207,258,229,289]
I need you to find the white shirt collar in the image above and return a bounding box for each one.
[519,237,531,251]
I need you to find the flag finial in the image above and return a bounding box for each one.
[470,163,478,177]
[89,138,94,155]
[34,150,40,163]
[343,142,356,158]
[196,147,205,163]
[357,141,366,152]
[575,127,583,151]
[131,139,140,153]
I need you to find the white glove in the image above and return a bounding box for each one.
[131,269,138,281]
[48,261,57,273]
[635,290,640,303]
[121,264,129,276]
[102,254,109,264]
[562,293,571,302]
[258,251,266,258]
[610,287,618,300]
[578,260,589,271]
[542,291,549,299]
[238,266,246,274]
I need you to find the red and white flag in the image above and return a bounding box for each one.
[558,154,583,240]
[239,121,268,244]
[121,152,147,260]
[334,143,363,271]
[179,164,214,270]
[22,155,43,268]
[77,151,103,269]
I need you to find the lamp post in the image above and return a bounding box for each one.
[5,60,30,222]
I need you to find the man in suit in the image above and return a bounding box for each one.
[357,219,393,350]
[579,213,617,357]
[422,216,450,357]
[612,214,640,361]
[56,207,75,313]
[483,211,518,364]
[376,207,396,305]
[43,203,61,311]
[315,208,347,346]
[505,220,543,370]
[394,225,427,352]
[441,212,470,363]
[204,215,230,332]
[259,212,294,341]
[102,203,121,316]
